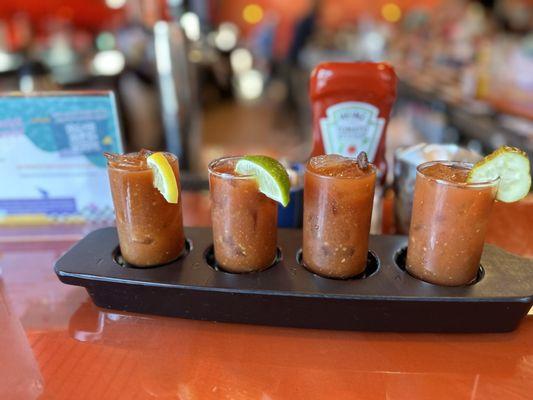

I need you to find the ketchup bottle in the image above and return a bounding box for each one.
[309,62,397,181]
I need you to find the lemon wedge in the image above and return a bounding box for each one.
[147,152,179,204]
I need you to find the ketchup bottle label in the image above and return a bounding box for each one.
[319,101,385,161]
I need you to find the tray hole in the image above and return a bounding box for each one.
[204,245,282,274]
[296,249,379,280]
[394,246,485,286]
[113,238,192,269]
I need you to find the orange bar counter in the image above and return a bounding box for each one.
[0,192,532,400]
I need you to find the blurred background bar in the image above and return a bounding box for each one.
[0,0,531,183]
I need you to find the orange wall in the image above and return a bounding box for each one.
[217,0,443,30]
[321,0,443,27]
[0,0,125,30]
[216,0,443,56]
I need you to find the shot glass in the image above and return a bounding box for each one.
[208,156,278,273]
[303,155,376,278]
[406,161,499,286]
[106,151,185,267]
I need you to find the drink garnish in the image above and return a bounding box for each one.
[467,146,531,202]
[147,152,179,204]
[235,155,291,207]
[356,151,369,170]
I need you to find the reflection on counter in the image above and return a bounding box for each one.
[64,300,533,399]
[0,280,43,399]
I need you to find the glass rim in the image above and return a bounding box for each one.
[208,156,255,180]
[104,151,177,171]
[416,160,500,188]
[305,158,377,180]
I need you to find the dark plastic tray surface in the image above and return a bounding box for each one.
[55,227,533,333]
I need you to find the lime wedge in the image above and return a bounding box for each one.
[147,152,179,204]
[235,155,291,207]
[467,146,531,203]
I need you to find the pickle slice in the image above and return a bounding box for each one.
[147,152,179,204]
[235,155,291,207]
[467,146,531,203]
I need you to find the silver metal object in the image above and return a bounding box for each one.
[154,20,201,172]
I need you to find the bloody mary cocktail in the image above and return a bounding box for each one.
[303,155,376,278]
[106,150,185,267]
[406,161,499,286]
[208,156,278,272]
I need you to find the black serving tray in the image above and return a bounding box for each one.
[54,227,533,333]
